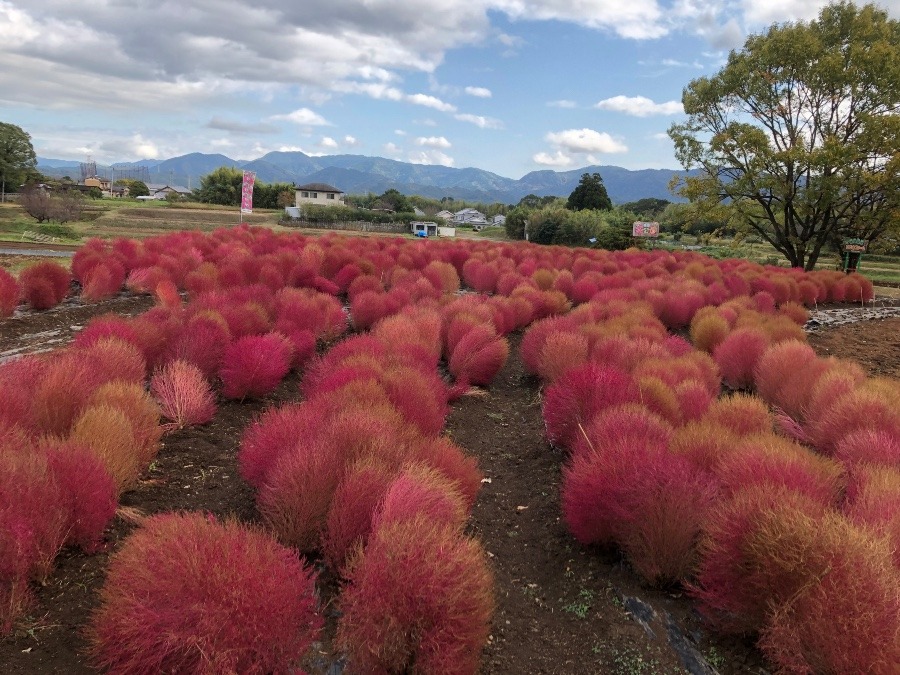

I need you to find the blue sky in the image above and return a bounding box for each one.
[2,1,898,179]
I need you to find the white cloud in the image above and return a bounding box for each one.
[99,134,161,159]
[547,99,577,108]
[493,0,667,39]
[319,136,339,148]
[406,93,457,112]
[206,117,279,134]
[270,108,330,125]
[465,86,492,98]
[344,135,360,146]
[544,128,628,154]
[408,149,454,166]
[533,151,573,167]
[652,132,670,140]
[454,113,504,129]
[416,136,452,149]
[394,129,407,136]
[740,0,826,26]
[595,95,683,117]
[383,142,402,156]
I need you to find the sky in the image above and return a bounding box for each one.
[2,0,899,179]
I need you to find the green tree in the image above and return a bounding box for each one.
[0,122,37,201]
[619,198,671,219]
[528,206,569,245]
[116,179,149,198]
[555,209,604,246]
[195,167,242,205]
[504,207,529,240]
[669,2,900,270]
[566,173,612,211]
[375,188,412,213]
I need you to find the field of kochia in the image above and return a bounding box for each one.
[1,226,898,674]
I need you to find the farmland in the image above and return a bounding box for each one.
[1,225,899,674]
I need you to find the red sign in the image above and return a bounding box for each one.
[240,171,256,214]
[632,221,660,237]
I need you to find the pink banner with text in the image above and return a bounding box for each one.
[240,171,256,214]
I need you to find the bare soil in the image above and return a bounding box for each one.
[1,295,898,674]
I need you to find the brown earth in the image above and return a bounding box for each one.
[0,295,898,674]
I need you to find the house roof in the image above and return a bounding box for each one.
[147,183,192,194]
[295,183,343,193]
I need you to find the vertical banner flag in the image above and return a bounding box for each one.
[240,171,256,215]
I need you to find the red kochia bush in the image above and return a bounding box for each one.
[757,514,900,674]
[151,360,216,429]
[19,260,71,310]
[373,464,469,531]
[0,267,20,317]
[542,363,639,449]
[239,401,326,489]
[712,327,770,390]
[447,326,509,387]
[0,451,68,633]
[42,440,117,553]
[322,457,399,572]
[163,314,230,380]
[220,332,292,400]
[87,513,322,675]
[691,486,830,633]
[336,518,494,675]
[834,428,900,469]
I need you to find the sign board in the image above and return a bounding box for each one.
[843,238,868,253]
[240,171,256,214]
[632,221,660,237]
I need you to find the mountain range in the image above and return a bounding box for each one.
[37,152,693,205]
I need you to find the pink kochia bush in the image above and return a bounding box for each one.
[87,512,322,675]
[18,260,71,310]
[561,434,715,585]
[150,360,216,429]
[42,440,118,554]
[447,324,510,388]
[219,332,293,400]
[336,518,494,675]
[542,363,640,448]
[0,450,68,634]
[0,267,20,317]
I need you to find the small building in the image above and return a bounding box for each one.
[435,210,454,221]
[83,176,111,192]
[295,182,344,207]
[492,214,506,226]
[411,221,438,237]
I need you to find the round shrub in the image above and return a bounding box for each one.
[87,513,322,674]
[336,518,494,675]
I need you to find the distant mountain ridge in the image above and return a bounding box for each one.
[37,151,693,205]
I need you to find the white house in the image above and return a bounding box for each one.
[295,183,344,207]
[492,214,507,226]
[435,210,454,221]
[452,208,488,226]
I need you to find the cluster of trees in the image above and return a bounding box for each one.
[299,203,417,225]
[503,173,636,250]
[20,186,85,224]
[115,179,150,198]
[193,167,294,209]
